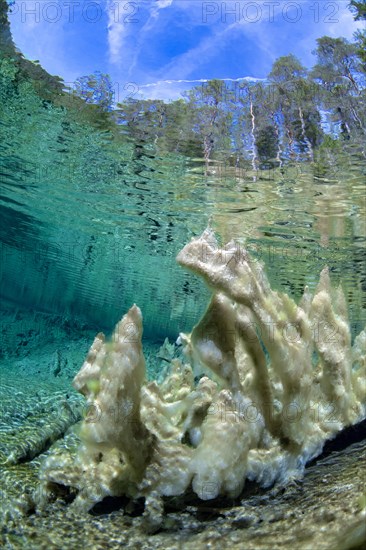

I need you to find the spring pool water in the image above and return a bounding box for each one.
[1,63,365,342]
[0,14,365,549]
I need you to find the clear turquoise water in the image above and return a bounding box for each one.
[0,19,366,550]
[0,56,365,349]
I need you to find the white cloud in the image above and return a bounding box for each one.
[155,0,173,11]
[123,1,176,78]
[106,0,132,65]
[107,0,174,67]
[327,8,361,40]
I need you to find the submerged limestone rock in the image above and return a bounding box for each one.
[37,230,366,527]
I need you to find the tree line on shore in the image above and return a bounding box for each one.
[112,31,365,169]
[1,0,365,170]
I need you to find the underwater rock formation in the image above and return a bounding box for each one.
[37,229,366,528]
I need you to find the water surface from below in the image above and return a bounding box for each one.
[1,88,365,340]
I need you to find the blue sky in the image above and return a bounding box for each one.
[8,1,362,101]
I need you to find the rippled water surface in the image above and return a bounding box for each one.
[1,72,365,343]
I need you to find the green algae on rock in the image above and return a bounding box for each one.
[36,230,366,528]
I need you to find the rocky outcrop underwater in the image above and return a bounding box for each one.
[36,229,366,532]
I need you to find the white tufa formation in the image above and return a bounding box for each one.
[38,229,366,525]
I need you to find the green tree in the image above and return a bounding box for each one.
[255,124,279,164]
[116,97,201,156]
[269,55,321,159]
[0,0,15,54]
[233,81,280,169]
[269,54,307,84]
[311,36,364,136]
[160,99,202,156]
[185,80,232,164]
[348,0,366,68]
[74,71,115,112]
[349,0,366,19]
[311,37,361,92]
